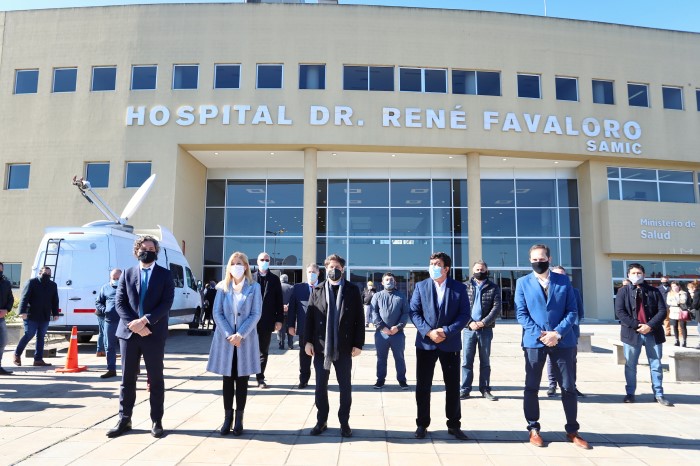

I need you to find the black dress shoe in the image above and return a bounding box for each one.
[310,422,327,436]
[414,426,427,439]
[340,424,352,437]
[106,418,132,438]
[448,428,469,441]
[151,421,164,438]
[656,396,674,407]
[100,370,117,379]
[576,389,585,398]
[298,381,308,389]
[459,392,470,400]
[258,381,268,389]
[546,386,557,397]
[482,391,498,401]
[623,394,635,403]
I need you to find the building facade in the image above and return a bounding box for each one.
[1,3,699,319]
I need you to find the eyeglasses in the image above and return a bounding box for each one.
[259,258,270,262]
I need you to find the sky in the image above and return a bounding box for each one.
[1,0,699,33]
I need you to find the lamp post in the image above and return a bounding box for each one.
[266,228,286,265]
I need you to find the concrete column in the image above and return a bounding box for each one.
[466,152,482,268]
[302,148,318,268]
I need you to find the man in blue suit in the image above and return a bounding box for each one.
[107,235,175,439]
[410,252,470,441]
[287,263,319,388]
[515,244,589,450]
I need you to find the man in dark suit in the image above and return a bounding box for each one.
[278,274,294,349]
[515,244,589,449]
[252,252,283,388]
[107,235,174,439]
[287,263,319,388]
[304,254,364,438]
[615,263,672,406]
[410,252,470,441]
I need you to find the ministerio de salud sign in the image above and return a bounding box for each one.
[124,103,643,155]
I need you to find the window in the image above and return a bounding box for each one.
[343,65,394,91]
[399,67,446,93]
[452,70,500,96]
[125,162,151,188]
[592,79,614,105]
[299,64,326,90]
[91,66,116,91]
[173,64,198,90]
[52,67,77,93]
[628,83,649,107]
[256,64,283,89]
[6,164,30,190]
[517,74,541,98]
[14,69,39,94]
[214,64,241,89]
[185,267,197,291]
[2,263,22,288]
[607,166,696,203]
[662,86,683,110]
[555,76,578,101]
[696,89,700,111]
[131,65,157,90]
[170,263,184,288]
[85,162,110,188]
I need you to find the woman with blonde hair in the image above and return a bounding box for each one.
[666,281,688,347]
[207,251,262,435]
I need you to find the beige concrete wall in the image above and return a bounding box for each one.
[172,146,206,278]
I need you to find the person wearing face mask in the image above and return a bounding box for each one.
[277,274,294,350]
[95,268,123,379]
[657,276,672,337]
[304,254,364,438]
[0,262,16,375]
[460,260,501,402]
[515,244,589,449]
[107,236,175,439]
[14,266,59,367]
[362,281,377,327]
[370,272,410,390]
[666,281,689,347]
[409,252,470,441]
[287,263,320,388]
[207,252,262,436]
[251,252,284,389]
[614,263,672,407]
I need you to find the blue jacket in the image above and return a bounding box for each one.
[287,282,314,339]
[515,271,578,349]
[409,277,470,352]
[95,282,118,321]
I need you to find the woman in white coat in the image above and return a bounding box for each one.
[206,251,262,435]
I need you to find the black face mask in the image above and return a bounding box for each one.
[0,272,4,280]
[473,271,488,281]
[327,268,342,282]
[41,273,51,281]
[138,250,157,264]
[531,261,550,274]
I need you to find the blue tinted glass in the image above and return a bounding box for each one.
[433,208,452,237]
[665,262,700,278]
[659,183,695,203]
[518,74,540,98]
[204,237,223,266]
[453,179,468,207]
[662,87,683,110]
[400,68,421,92]
[697,90,700,111]
[316,238,327,264]
[555,77,578,101]
[205,208,224,236]
[317,208,327,235]
[517,208,558,237]
[15,70,39,94]
[369,66,393,91]
[257,65,282,89]
[559,208,580,237]
[225,208,265,236]
[226,180,266,207]
[482,239,517,267]
[349,180,389,207]
[344,66,368,91]
[349,239,390,267]
[225,237,264,262]
[349,208,389,236]
[432,180,452,207]
[132,66,157,90]
[481,179,514,207]
[266,208,304,236]
[611,260,624,277]
[125,162,151,188]
[91,67,116,91]
[450,238,467,268]
[557,179,579,207]
[482,208,516,237]
[215,65,240,89]
[86,162,109,188]
[621,180,658,201]
[268,237,302,267]
[620,168,655,180]
[328,180,347,206]
[317,179,328,207]
[518,239,559,267]
[173,65,198,90]
[53,68,77,93]
[452,70,476,95]
[391,239,432,267]
[327,237,348,260]
[206,180,226,207]
[516,179,557,207]
[608,180,620,200]
[327,208,348,236]
[391,180,430,206]
[454,208,468,236]
[477,71,501,96]
[4,263,22,288]
[424,69,446,93]
[7,164,30,189]
[391,208,431,236]
[267,180,303,206]
[607,167,620,178]
[592,80,614,104]
[559,238,582,267]
[658,170,693,182]
[299,64,325,90]
[628,83,649,107]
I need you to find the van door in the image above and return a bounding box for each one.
[185,266,202,311]
[168,263,189,324]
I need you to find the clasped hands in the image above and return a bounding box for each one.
[128,317,152,337]
[428,328,446,344]
[381,326,400,336]
[636,323,652,335]
[227,333,244,347]
[539,330,560,347]
[304,343,362,358]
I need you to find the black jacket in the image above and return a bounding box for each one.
[465,278,502,328]
[0,276,14,314]
[361,287,376,305]
[19,276,59,321]
[253,271,284,333]
[615,283,666,345]
[304,280,365,355]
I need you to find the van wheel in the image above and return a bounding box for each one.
[77,335,93,344]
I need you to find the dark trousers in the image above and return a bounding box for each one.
[415,348,461,429]
[313,352,352,425]
[119,334,165,423]
[524,346,579,434]
[299,339,312,384]
[15,320,50,360]
[223,347,249,411]
[670,319,688,342]
[257,330,272,382]
[547,347,578,389]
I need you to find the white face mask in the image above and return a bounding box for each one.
[629,275,644,286]
[229,264,245,280]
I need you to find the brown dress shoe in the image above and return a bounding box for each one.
[33,360,52,367]
[566,432,591,449]
[529,429,544,447]
[13,355,21,366]
[96,352,106,357]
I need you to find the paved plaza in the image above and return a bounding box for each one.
[1,322,699,465]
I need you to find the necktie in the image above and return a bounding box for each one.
[139,268,150,317]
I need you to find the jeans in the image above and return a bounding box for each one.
[523,346,579,434]
[15,320,51,360]
[415,348,461,429]
[460,327,493,394]
[105,318,120,371]
[375,330,406,384]
[96,315,107,353]
[623,333,664,397]
[313,352,353,425]
[0,318,7,366]
[364,305,371,325]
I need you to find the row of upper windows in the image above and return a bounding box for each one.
[607,167,700,203]
[4,161,151,190]
[11,63,700,111]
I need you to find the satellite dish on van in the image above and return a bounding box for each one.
[120,174,157,224]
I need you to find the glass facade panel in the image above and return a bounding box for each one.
[659,183,695,203]
[343,66,368,90]
[226,180,266,207]
[131,65,157,90]
[124,162,151,188]
[91,66,116,91]
[349,239,390,267]
[557,179,579,207]
[266,208,304,236]
[452,70,476,95]
[658,170,693,182]
[224,237,264,261]
[391,208,431,236]
[53,68,77,93]
[608,180,620,200]
[349,209,389,236]
[7,164,30,189]
[518,239,559,267]
[214,64,241,89]
[621,180,659,201]
[432,180,452,207]
[391,180,431,206]
[225,208,265,236]
[453,208,468,236]
[517,208,558,237]
[85,162,109,188]
[400,68,421,92]
[592,79,614,104]
[369,66,394,91]
[628,83,649,107]
[555,76,578,101]
[559,208,580,237]
[328,179,347,206]
[327,208,348,236]
[204,237,223,266]
[665,262,700,279]
[433,208,452,237]
[453,179,467,207]
[482,239,517,268]
[205,208,224,236]
[620,167,655,180]
[257,64,283,89]
[206,180,226,206]
[481,180,514,207]
[478,71,501,96]
[317,179,328,207]
[481,208,516,237]
[269,237,302,266]
[267,180,303,206]
[424,69,446,93]
[15,69,39,94]
[559,238,582,267]
[349,180,389,206]
[391,239,432,267]
[662,86,683,110]
[516,179,557,207]
[299,64,325,90]
[518,74,540,98]
[317,208,327,235]
[173,65,198,89]
[327,237,348,259]
[451,238,468,268]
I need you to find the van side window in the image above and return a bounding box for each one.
[185,267,197,291]
[170,264,184,288]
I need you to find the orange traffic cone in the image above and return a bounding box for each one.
[56,326,88,373]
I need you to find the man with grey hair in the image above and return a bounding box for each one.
[288,263,320,388]
[252,252,283,388]
[96,268,122,379]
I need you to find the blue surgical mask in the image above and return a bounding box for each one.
[384,280,395,291]
[111,279,119,287]
[429,265,443,280]
[307,272,318,284]
[259,261,269,272]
